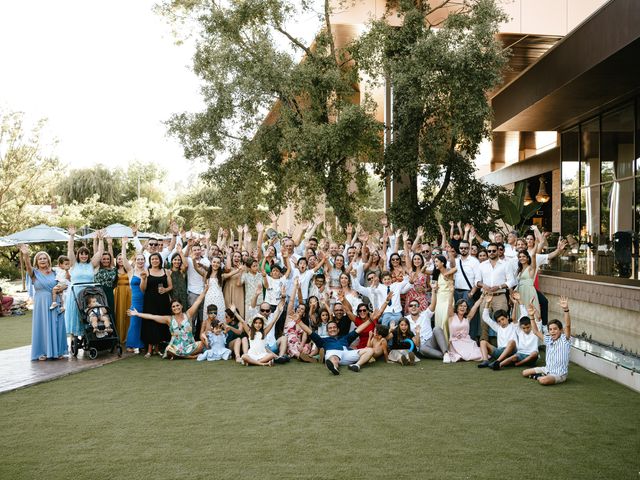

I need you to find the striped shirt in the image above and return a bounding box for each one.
[544,333,571,376]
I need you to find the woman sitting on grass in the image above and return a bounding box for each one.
[127,282,208,359]
[387,317,419,366]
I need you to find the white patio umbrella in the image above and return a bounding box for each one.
[0,236,14,247]
[7,224,72,244]
[7,224,73,292]
[80,223,134,239]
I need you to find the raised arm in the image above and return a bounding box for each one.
[90,230,105,267]
[547,238,567,261]
[18,245,34,278]
[67,226,77,267]
[121,237,132,273]
[528,298,544,341]
[105,236,115,266]
[467,293,484,319]
[559,296,571,339]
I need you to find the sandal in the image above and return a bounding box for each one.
[38,355,47,361]
[144,352,151,359]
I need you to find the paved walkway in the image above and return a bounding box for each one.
[0,345,131,394]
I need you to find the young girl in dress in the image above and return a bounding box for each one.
[387,317,419,366]
[240,313,279,366]
[197,320,231,361]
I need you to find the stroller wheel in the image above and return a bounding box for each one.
[88,347,98,360]
[70,337,79,357]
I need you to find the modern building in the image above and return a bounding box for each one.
[328,0,640,389]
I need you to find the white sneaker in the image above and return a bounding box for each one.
[443,352,451,364]
[49,302,58,310]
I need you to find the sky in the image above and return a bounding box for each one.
[0,1,207,184]
[0,1,332,185]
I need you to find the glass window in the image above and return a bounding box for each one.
[602,104,634,181]
[561,190,579,237]
[561,127,580,190]
[600,182,612,244]
[581,118,600,188]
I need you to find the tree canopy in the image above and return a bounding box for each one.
[162,0,383,225]
[0,110,61,236]
[353,0,508,236]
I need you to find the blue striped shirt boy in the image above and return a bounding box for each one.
[544,333,570,376]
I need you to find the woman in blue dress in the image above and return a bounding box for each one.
[19,245,67,360]
[121,236,146,352]
[64,226,103,338]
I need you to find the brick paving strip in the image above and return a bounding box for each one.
[0,346,132,394]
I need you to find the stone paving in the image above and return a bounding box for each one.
[0,345,131,394]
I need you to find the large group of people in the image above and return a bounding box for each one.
[19,216,573,385]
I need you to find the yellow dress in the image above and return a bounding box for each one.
[434,274,454,342]
[113,272,132,344]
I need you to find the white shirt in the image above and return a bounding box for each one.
[452,255,480,291]
[503,244,517,259]
[481,308,518,348]
[292,268,314,301]
[186,256,211,294]
[478,259,516,290]
[133,236,171,269]
[406,309,435,343]
[53,267,70,286]
[264,276,285,306]
[352,282,387,311]
[382,277,412,314]
[516,329,539,355]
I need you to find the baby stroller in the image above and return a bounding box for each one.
[70,283,123,360]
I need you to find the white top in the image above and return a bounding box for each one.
[516,329,539,355]
[477,259,516,290]
[53,267,70,285]
[405,309,435,343]
[292,268,314,300]
[452,255,480,291]
[352,283,387,311]
[186,256,211,294]
[382,277,412,314]
[264,276,285,306]
[133,236,171,269]
[482,308,518,348]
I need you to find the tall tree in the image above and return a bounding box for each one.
[354,0,508,236]
[0,110,61,235]
[161,0,383,225]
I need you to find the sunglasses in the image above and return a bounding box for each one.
[259,308,271,313]
[487,249,497,253]
[357,308,368,313]
[148,243,159,247]
[409,303,419,308]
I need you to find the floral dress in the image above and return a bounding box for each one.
[284,318,309,357]
[167,314,199,357]
[404,272,428,313]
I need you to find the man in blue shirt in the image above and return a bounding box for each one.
[297,316,374,375]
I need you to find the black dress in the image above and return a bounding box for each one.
[141,272,171,345]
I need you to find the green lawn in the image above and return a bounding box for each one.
[0,311,31,350]
[0,356,638,480]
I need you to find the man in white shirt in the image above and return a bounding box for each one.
[405,297,447,359]
[186,242,211,337]
[476,242,516,342]
[352,271,387,312]
[453,240,480,305]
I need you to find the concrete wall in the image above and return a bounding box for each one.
[540,275,640,354]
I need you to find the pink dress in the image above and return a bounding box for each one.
[284,319,309,357]
[404,272,428,313]
[448,315,482,362]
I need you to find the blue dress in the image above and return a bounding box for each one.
[126,275,145,348]
[64,262,95,336]
[31,270,67,360]
[197,332,231,361]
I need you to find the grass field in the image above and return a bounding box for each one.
[0,311,31,350]
[1,355,638,480]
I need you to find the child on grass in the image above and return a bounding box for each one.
[197,320,231,361]
[387,317,419,366]
[477,293,518,370]
[367,324,389,362]
[497,294,539,368]
[522,296,572,385]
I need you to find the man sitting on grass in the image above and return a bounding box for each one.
[522,296,572,385]
[296,294,391,375]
